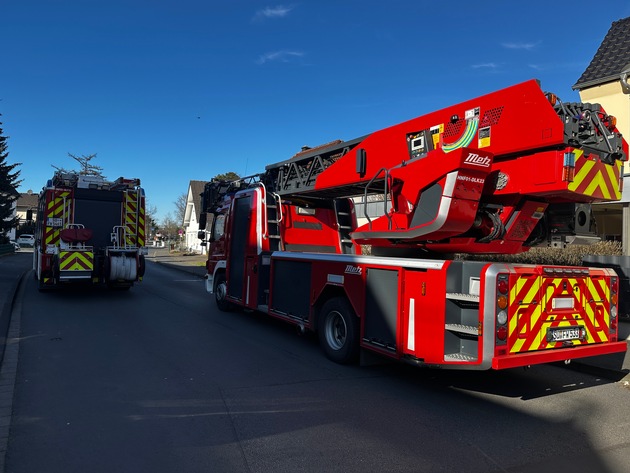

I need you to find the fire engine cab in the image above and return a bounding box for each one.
[199,79,627,370]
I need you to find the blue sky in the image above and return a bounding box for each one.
[2,1,629,222]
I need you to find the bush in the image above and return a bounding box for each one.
[458,241,623,266]
[361,241,624,266]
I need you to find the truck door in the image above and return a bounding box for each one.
[227,195,250,301]
[227,190,261,304]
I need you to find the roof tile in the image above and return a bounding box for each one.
[573,17,630,89]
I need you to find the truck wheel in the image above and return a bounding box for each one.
[318,297,360,364]
[214,273,234,312]
[37,275,50,292]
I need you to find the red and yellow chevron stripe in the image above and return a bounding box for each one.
[507,271,611,354]
[137,197,145,247]
[567,149,623,201]
[124,190,142,247]
[43,189,73,246]
[59,251,94,271]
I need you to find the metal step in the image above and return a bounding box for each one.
[445,323,479,336]
[446,292,480,303]
[444,353,477,362]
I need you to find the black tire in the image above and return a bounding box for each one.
[138,255,146,278]
[107,283,132,291]
[214,273,234,312]
[37,274,50,292]
[317,297,360,364]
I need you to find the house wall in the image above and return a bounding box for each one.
[579,81,630,254]
[6,202,17,241]
[184,211,205,254]
[182,183,207,254]
[579,82,630,142]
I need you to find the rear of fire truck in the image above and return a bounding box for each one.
[34,172,147,290]
[199,79,628,370]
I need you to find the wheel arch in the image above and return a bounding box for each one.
[312,284,357,333]
[213,267,227,293]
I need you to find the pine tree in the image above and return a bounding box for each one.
[215,171,240,181]
[0,116,22,243]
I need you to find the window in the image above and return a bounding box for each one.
[213,214,226,240]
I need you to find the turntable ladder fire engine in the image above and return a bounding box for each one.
[199,79,627,370]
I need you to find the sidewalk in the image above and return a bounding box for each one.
[0,252,32,365]
[144,247,207,279]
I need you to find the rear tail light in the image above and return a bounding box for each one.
[495,274,509,347]
[497,325,508,341]
[610,276,618,338]
[603,114,617,132]
[562,152,575,182]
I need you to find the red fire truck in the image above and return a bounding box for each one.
[34,171,147,290]
[198,79,628,369]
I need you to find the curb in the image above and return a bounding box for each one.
[0,270,28,473]
[0,270,28,367]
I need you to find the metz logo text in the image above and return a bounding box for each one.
[464,153,491,168]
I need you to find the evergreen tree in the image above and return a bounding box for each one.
[0,116,22,243]
[215,171,240,181]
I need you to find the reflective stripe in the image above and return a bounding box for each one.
[567,149,622,200]
[43,190,72,246]
[507,272,611,353]
[59,251,94,271]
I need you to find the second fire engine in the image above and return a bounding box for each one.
[34,171,147,290]
[198,79,627,370]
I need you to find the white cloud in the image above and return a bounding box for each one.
[253,5,294,21]
[471,63,499,70]
[256,50,304,65]
[501,41,540,51]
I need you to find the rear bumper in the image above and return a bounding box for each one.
[491,341,628,370]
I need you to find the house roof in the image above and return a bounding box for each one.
[573,17,630,90]
[188,180,206,223]
[16,192,38,209]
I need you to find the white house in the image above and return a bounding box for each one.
[182,180,207,254]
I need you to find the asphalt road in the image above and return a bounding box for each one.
[4,258,630,472]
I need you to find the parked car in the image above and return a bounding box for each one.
[16,234,35,247]
[10,241,20,251]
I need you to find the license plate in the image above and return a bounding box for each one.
[547,326,585,342]
[47,217,63,228]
